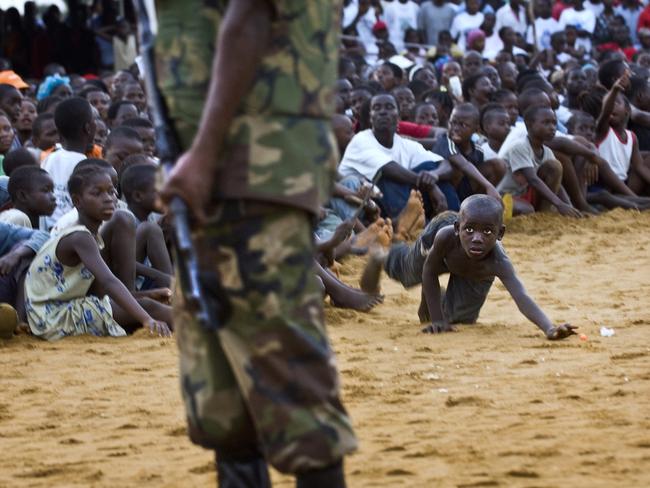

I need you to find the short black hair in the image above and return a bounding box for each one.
[461,74,488,100]
[121,117,153,129]
[479,102,508,132]
[494,89,516,103]
[75,158,113,172]
[523,105,553,125]
[598,59,627,90]
[566,110,594,133]
[120,163,157,203]
[54,97,93,139]
[68,165,110,197]
[32,112,55,138]
[0,83,19,102]
[452,102,480,121]
[118,153,154,182]
[78,85,105,99]
[105,126,142,151]
[8,166,49,200]
[517,87,548,110]
[459,194,504,225]
[107,100,136,122]
[2,148,37,176]
[382,62,403,80]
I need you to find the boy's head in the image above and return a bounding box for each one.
[16,99,37,133]
[8,165,56,216]
[122,82,146,112]
[107,100,138,128]
[121,117,155,156]
[466,0,480,15]
[94,118,108,147]
[423,90,454,127]
[335,78,353,109]
[31,112,58,150]
[567,110,596,142]
[493,89,518,125]
[565,67,588,97]
[375,62,402,91]
[517,87,552,117]
[598,58,628,90]
[75,158,119,188]
[331,114,354,154]
[68,165,116,222]
[496,61,518,92]
[535,0,552,18]
[550,31,567,53]
[120,163,160,213]
[609,91,630,128]
[110,69,136,100]
[84,88,111,120]
[54,96,95,145]
[103,126,144,172]
[2,147,37,176]
[629,75,650,112]
[462,51,483,79]
[448,103,479,147]
[462,74,495,106]
[480,103,510,143]
[350,86,373,120]
[498,26,516,47]
[391,86,416,121]
[0,83,23,123]
[455,194,505,261]
[524,106,557,142]
[411,67,439,91]
[481,65,501,91]
[414,102,439,127]
[0,112,14,154]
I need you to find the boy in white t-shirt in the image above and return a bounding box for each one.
[526,0,560,51]
[450,0,484,51]
[382,0,420,53]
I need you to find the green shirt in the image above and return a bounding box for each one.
[155,0,341,213]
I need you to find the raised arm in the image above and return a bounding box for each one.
[596,73,629,141]
[498,257,576,340]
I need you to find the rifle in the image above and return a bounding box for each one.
[133,0,219,331]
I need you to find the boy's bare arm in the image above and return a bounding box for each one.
[497,258,576,340]
[448,153,501,200]
[421,228,454,333]
[630,137,650,184]
[596,73,629,140]
[517,167,581,217]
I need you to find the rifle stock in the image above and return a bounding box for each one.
[133,0,218,331]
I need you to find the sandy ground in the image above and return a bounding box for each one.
[1,209,649,487]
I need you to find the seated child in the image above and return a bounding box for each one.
[27,112,59,163]
[479,103,511,161]
[121,163,173,282]
[361,195,577,340]
[103,126,144,173]
[432,103,504,209]
[25,165,172,340]
[493,89,518,127]
[0,166,56,228]
[497,106,582,217]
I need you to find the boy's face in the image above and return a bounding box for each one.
[536,0,552,17]
[370,94,399,133]
[609,93,628,127]
[530,109,557,142]
[110,71,133,99]
[34,118,59,150]
[448,109,477,146]
[455,210,504,261]
[104,137,144,172]
[350,89,371,119]
[375,65,397,91]
[500,28,516,46]
[93,120,108,147]
[88,91,111,119]
[24,174,56,216]
[566,69,587,96]
[74,172,116,222]
[414,68,438,90]
[114,103,138,127]
[16,100,37,132]
[414,104,438,127]
[466,0,480,15]
[485,110,511,142]
[335,79,353,108]
[0,115,14,153]
[135,126,156,157]
[462,53,483,79]
[1,88,22,123]
[135,182,161,213]
[332,115,354,153]
[500,92,519,125]
[497,62,517,91]
[470,76,495,104]
[393,88,415,121]
[571,115,596,142]
[123,83,146,112]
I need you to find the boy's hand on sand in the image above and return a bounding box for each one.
[421,321,455,334]
[144,318,172,337]
[546,324,577,340]
[557,203,582,218]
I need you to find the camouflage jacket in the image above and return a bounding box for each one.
[155,0,341,213]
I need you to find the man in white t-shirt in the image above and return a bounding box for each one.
[450,0,484,51]
[338,93,451,218]
[495,0,528,37]
[42,97,96,230]
[382,0,420,53]
[559,0,597,33]
[342,0,380,58]
[526,0,560,51]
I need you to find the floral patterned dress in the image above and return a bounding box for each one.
[25,225,126,341]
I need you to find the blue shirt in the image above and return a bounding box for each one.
[0,222,49,256]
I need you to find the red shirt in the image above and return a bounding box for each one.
[638,5,650,30]
[397,120,433,138]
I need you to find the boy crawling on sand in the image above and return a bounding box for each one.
[361,194,577,340]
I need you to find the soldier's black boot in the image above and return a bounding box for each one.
[295,460,346,488]
[215,452,271,488]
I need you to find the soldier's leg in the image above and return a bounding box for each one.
[204,201,357,476]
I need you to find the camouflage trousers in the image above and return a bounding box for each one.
[173,200,357,473]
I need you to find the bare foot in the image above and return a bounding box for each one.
[354,220,384,249]
[395,190,425,241]
[136,287,173,304]
[360,248,388,294]
[329,286,384,312]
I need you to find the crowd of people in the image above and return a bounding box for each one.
[1,0,650,342]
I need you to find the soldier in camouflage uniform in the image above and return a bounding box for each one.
[156,0,357,486]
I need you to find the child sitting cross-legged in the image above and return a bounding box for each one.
[25,165,172,340]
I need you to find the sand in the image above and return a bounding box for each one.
[1,209,649,487]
